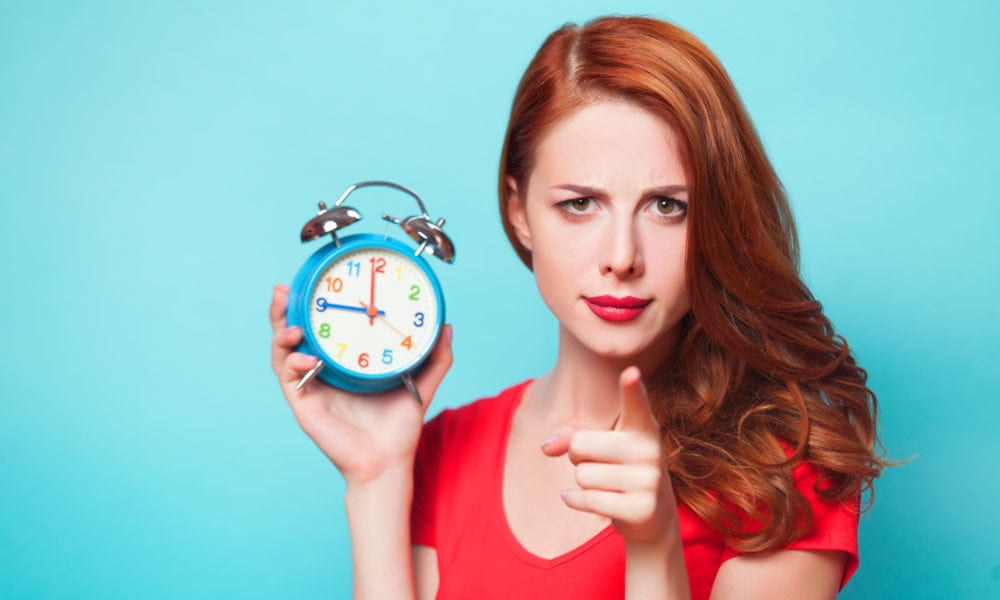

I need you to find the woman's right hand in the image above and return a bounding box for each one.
[269,284,453,488]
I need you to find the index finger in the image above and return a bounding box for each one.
[615,366,658,433]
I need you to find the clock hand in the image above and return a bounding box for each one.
[357,300,409,340]
[316,297,385,315]
[377,314,409,340]
[359,299,383,322]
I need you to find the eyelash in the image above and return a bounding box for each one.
[555,196,689,221]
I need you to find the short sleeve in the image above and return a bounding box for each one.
[411,412,445,548]
[720,460,860,589]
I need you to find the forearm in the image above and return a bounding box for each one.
[344,463,417,600]
[624,524,691,600]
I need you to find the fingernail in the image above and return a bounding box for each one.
[446,324,453,343]
[560,490,568,500]
[284,326,298,334]
[542,434,559,447]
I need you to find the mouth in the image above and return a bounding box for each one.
[582,295,652,322]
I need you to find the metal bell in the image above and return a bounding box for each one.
[300,202,362,245]
[382,213,456,263]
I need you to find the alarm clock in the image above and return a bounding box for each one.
[287,181,455,404]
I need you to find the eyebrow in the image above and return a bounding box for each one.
[552,184,689,197]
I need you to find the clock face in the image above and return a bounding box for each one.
[306,246,441,377]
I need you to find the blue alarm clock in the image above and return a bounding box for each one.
[287,181,455,404]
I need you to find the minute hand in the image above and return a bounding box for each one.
[316,298,385,315]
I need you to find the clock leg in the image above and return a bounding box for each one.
[295,359,325,391]
[401,373,423,406]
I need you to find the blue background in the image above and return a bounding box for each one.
[1,1,997,597]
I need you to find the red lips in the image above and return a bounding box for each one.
[582,295,651,322]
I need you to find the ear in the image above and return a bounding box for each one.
[505,175,532,252]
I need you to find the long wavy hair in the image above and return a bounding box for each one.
[499,16,886,552]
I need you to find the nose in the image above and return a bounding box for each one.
[600,218,644,278]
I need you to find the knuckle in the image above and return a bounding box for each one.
[636,465,660,490]
[649,466,662,489]
[638,438,662,463]
[634,493,656,519]
[568,431,589,457]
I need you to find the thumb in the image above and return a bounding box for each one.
[540,425,574,457]
[615,366,657,433]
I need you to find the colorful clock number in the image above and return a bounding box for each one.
[401,336,413,350]
[347,260,362,277]
[358,353,370,368]
[318,323,331,338]
[413,312,424,327]
[369,257,386,274]
[381,349,393,365]
[325,276,343,292]
[409,285,420,300]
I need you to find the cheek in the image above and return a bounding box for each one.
[532,241,591,288]
[647,232,689,296]
[528,222,596,297]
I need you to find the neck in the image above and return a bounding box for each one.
[526,324,674,430]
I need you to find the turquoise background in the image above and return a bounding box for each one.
[1,0,997,597]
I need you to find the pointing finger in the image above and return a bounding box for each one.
[616,366,657,433]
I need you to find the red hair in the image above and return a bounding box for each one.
[499,16,886,552]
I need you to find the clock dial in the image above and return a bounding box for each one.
[307,246,440,377]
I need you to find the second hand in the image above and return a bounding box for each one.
[358,300,408,339]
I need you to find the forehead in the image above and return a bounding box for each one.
[532,100,687,188]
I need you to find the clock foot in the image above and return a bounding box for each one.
[401,373,423,406]
[295,359,325,391]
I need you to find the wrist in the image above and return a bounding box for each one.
[342,461,417,599]
[624,522,690,599]
[344,461,414,512]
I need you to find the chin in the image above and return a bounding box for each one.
[582,334,659,362]
[580,321,681,365]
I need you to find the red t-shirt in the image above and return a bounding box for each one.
[412,381,859,599]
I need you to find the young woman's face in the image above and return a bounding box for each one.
[508,100,690,364]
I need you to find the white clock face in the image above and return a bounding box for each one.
[307,246,440,376]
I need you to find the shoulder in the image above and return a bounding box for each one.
[418,379,531,459]
[422,380,531,446]
[712,456,861,588]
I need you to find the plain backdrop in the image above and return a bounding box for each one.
[1,1,998,598]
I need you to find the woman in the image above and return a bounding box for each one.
[269,16,884,599]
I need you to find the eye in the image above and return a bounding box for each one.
[558,197,596,213]
[651,197,688,218]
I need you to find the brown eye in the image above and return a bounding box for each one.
[559,197,595,213]
[654,197,686,216]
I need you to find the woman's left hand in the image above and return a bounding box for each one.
[542,366,677,543]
